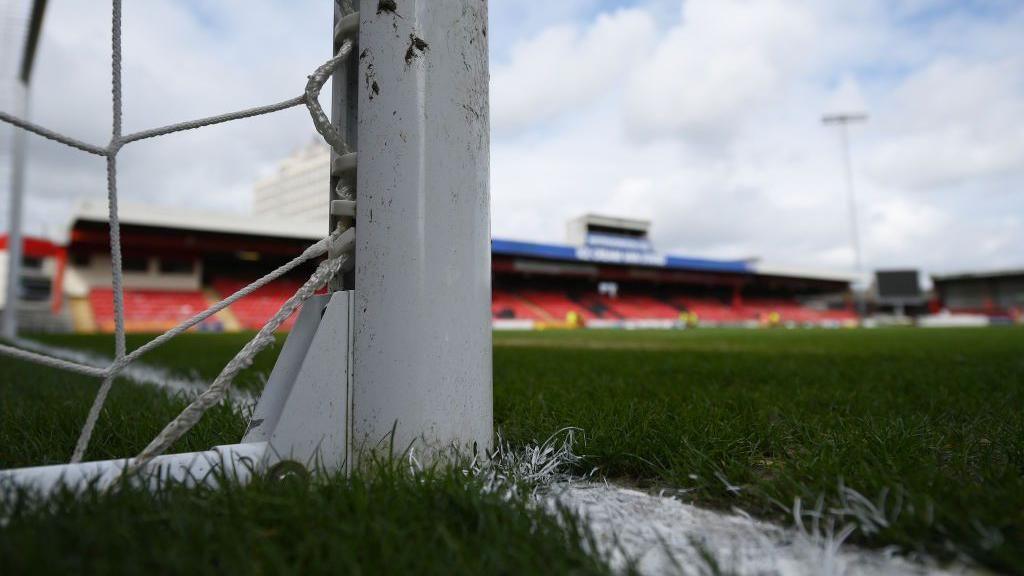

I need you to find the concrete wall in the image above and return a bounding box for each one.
[69,254,201,292]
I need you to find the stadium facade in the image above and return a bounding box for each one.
[0,198,868,333]
[2,139,1019,332]
[931,269,1024,322]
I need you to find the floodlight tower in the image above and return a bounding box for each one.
[2,0,48,339]
[822,112,868,318]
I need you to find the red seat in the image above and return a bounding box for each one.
[520,290,596,321]
[492,289,545,320]
[89,288,213,332]
[601,295,680,320]
[742,298,856,324]
[673,296,747,323]
[212,278,304,330]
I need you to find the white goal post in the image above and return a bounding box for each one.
[349,0,492,460]
[0,0,491,492]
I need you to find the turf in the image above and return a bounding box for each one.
[493,328,1024,572]
[1,461,613,576]
[0,353,245,468]
[32,332,282,392]
[0,343,614,576]
[3,327,1023,573]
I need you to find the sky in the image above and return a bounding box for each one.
[0,0,1022,275]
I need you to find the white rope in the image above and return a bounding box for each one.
[117,230,352,369]
[0,111,107,155]
[130,245,350,471]
[305,42,353,154]
[0,341,107,377]
[72,0,128,464]
[0,0,357,465]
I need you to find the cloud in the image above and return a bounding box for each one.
[2,0,1023,276]
[623,0,820,144]
[491,8,656,134]
[491,0,1024,274]
[824,76,868,116]
[4,0,332,235]
[865,57,1024,190]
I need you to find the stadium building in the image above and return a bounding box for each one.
[253,140,331,225]
[931,269,1024,322]
[492,214,856,328]
[0,234,66,332]
[0,144,875,333]
[0,200,861,333]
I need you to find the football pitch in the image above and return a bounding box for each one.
[2,328,1022,573]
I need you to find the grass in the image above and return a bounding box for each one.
[1,461,613,575]
[494,328,1024,572]
[32,332,282,392]
[2,327,1023,573]
[0,337,614,576]
[0,353,244,468]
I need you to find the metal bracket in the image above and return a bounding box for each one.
[330,199,356,217]
[334,11,359,44]
[245,290,354,472]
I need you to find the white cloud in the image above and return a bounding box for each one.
[2,0,1023,276]
[491,8,656,134]
[624,0,820,143]
[866,58,1024,190]
[492,0,1024,274]
[5,0,332,234]
[824,76,868,117]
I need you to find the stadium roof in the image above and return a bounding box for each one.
[751,264,860,283]
[932,268,1024,282]
[493,238,859,283]
[68,200,325,242]
[569,213,649,234]
[66,201,857,284]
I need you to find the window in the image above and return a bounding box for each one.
[123,257,149,272]
[159,259,194,274]
[20,277,51,301]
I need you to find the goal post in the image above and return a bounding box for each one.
[0,0,492,491]
[349,0,493,459]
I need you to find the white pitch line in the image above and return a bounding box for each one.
[547,483,972,576]
[13,337,255,406]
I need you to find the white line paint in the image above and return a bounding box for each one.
[13,338,254,406]
[548,483,970,576]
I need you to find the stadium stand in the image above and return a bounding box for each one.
[672,296,747,324]
[742,298,855,324]
[211,278,305,330]
[40,205,858,332]
[520,290,598,322]
[932,269,1024,322]
[89,288,214,332]
[573,293,623,319]
[492,289,547,321]
[602,294,680,320]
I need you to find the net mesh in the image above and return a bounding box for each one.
[0,0,355,470]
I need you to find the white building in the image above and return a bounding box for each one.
[253,139,330,226]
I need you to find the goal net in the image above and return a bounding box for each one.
[0,0,356,473]
[1,0,492,489]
